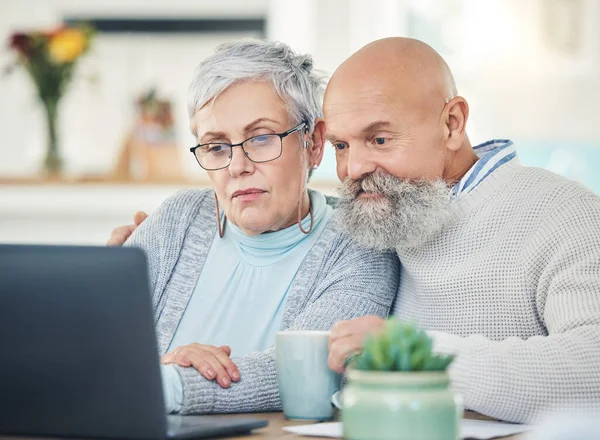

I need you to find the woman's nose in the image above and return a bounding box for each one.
[228,146,254,177]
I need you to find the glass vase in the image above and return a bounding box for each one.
[42,98,63,178]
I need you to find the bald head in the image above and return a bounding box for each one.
[327,37,456,110]
[324,37,474,185]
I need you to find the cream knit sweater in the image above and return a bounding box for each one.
[393,159,600,423]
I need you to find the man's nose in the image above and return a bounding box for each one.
[347,145,377,181]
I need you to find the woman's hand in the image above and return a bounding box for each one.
[161,343,240,388]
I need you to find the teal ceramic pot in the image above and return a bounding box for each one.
[342,369,462,440]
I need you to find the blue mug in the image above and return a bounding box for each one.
[276,330,340,421]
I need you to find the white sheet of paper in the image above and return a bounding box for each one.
[461,419,533,438]
[283,422,342,438]
[283,419,533,439]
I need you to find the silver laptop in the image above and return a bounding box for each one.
[0,244,268,439]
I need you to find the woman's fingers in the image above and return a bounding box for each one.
[218,345,232,356]
[161,349,191,367]
[163,344,240,387]
[197,353,232,387]
[206,345,240,382]
[180,351,218,381]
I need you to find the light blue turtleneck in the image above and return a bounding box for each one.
[161,190,333,412]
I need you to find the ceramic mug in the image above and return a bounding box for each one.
[275,330,340,421]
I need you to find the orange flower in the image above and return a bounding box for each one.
[48,28,87,63]
[45,25,67,38]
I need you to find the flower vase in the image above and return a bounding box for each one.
[42,98,63,178]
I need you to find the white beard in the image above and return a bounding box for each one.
[335,172,453,251]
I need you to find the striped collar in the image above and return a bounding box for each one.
[453,139,516,198]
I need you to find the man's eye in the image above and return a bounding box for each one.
[374,137,386,145]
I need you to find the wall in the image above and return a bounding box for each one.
[0,0,268,180]
[273,0,600,190]
[1,0,600,190]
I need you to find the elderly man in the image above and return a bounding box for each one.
[325,37,600,423]
[110,37,600,423]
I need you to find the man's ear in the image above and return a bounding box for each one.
[308,118,326,167]
[444,97,469,152]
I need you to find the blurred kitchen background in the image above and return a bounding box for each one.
[1,0,599,245]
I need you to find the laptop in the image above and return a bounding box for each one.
[0,244,268,439]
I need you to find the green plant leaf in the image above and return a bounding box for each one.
[350,319,454,373]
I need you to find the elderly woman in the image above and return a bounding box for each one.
[119,40,399,415]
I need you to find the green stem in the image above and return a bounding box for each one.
[42,97,62,175]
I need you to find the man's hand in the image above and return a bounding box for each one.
[107,211,148,246]
[161,343,241,388]
[328,315,385,373]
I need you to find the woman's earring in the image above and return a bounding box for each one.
[214,191,226,238]
[311,164,319,170]
[297,199,314,235]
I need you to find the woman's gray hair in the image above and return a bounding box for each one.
[187,39,327,134]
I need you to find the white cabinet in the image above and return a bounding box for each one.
[0,181,336,245]
[0,183,202,245]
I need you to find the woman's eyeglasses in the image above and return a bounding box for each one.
[190,121,307,171]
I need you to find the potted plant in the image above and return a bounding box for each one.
[342,319,461,440]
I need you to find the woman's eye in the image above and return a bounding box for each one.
[253,135,270,144]
[209,144,227,154]
[374,137,386,145]
[333,143,347,151]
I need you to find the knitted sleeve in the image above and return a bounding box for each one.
[429,192,600,423]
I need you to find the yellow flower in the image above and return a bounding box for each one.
[48,28,87,63]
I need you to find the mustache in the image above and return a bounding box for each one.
[339,173,433,199]
[339,173,394,198]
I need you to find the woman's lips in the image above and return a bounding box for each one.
[232,188,266,202]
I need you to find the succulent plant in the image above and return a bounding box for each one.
[350,319,454,372]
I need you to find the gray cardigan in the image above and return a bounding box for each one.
[126,189,399,414]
